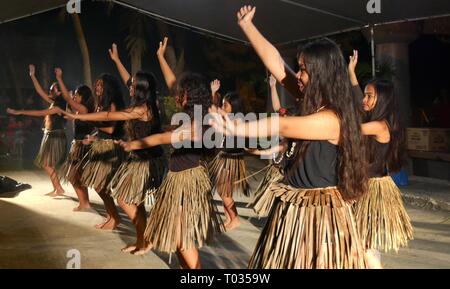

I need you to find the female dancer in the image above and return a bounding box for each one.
[349,52,413,268]
[208,92,249,230]
[208,6,369,269]
[117,37,223,268]
[55,68,95,211]
[7,64,67,197]
[62,44,167,254]
[77,73,125,230]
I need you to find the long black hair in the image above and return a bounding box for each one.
[222,92,245,114]
[95,73,125,111]
[75,85,95,113]
[174,72,211,119]
[364,79,405,173]
[288,37,368,201]
[129,71,161,132]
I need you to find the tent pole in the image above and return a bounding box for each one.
[371,26,376,78]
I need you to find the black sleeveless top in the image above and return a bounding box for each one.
[368,140,389,177]
[74,120,93,140]
[221,135,246,155]
[44,98,67,130]
[283,140,338,189]
[125,119,164,159]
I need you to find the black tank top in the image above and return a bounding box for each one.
[125,119,164,158]
[368,140,389,177]
[283,140,338,188]
[74,120,93,140]
[222,135,246,155]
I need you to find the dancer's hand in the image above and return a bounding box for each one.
[269,74,276,87]
[108,43,120,62]
[157,37,168,58]
[29,64,35,77]
[208,105,237,136]
[55,68,63,80]
[82,135,96,145]
[210,79,221,95]
[114,139,132,152]
[6,108,20,115]
[348,50,358,75]
[237,5,256,27]
[61,109,77,120]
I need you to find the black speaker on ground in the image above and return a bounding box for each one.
[0,176,31,198]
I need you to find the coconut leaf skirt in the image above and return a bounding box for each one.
[80,139,125,191]
[247,164,284,217]
[248,183,367,269]
[208,151,250,198]
[109,153,168,205]
[353,176,413,253]
[59,140,90,184]
[34,129,67,169]
[144,166,224,253]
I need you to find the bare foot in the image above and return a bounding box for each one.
[94,217,110,229]
[225,217,241,231]
[45,190,56,196]
[48,190,65,197]
[366,250,383,269]
[121,244,137,253]
[73,205,92,212]
[99,218,119,230]
[131,243,153,256]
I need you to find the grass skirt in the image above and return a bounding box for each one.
[247,164,284,217]
[144,166,224,253]
[353,176,413,252]
[248,182,367,269]
[208,151,250,198]
[58,140,90,184]
[109,153,167,205]
[79,139,125,191]
[34,129,67,169]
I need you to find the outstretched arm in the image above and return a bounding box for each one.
[361,120,390,142]
[209,106,340,143]
[109,43,131,86]
[7,107,60,117]
[29,64,53,104]
[61,106,144,122]
[55,68,87,114]
[157,37,177,90]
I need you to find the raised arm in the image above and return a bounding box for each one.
[209,106,340,143]
[237,6,297,91]
[157,37,176,90]
[211,79,221,105]
[348,50,359,86]
[29,64,53,104]
[109,43,131,86]
[7,107,60,117]
[55,68,87,114]
[269,75,281,112]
